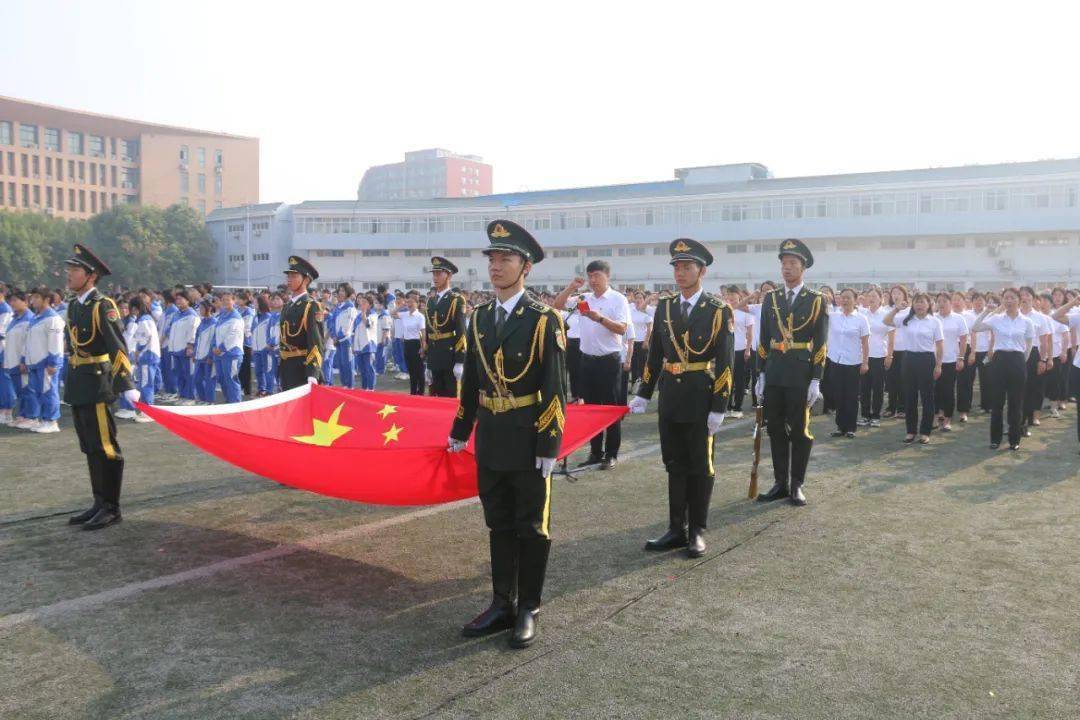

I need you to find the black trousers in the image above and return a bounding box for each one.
[478,466,552,611]
[629,341,646,384]
[956,353,977,413]
[658,418,715,531]
[832,363,861,433]
[974,350,992,411]
[279,356,312,390]
[1046,357,1067,402]
[72,402,124,509]
[730,350,750,412]
[429,366,457,397]
[886,350,906,413]
[566,338,582,400]
[403,339,424,395]
[581,352,622,458]
[821,359,836,412]
[764,383,813,488]
[990,351,1026,446]
[239,345,253,397]
[902,351,936,436]
[1022,351,1044,426]
[934,361,958,419]
[750,352,763,406]
[1072,365,1080,442]
[860,356,886,420]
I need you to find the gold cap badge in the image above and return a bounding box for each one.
[490,223,511,239]
[782,241,796,250]
[673,241,690,253]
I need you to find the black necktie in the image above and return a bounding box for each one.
[681,301,691,322]
[495,306,507,334]
[787,290,795,307]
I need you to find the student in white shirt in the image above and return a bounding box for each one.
[884,285,911,418]
[971,288,1036,450]
[628,291,653,394]
[564,311,582,401]
[932,292,969,432]
[554,261,631,469]
[399,291,427,395]
[961,291,995,415]
[859,287,893,427]
[25,288,65,433]
[885,292,943,444]
[828,288,870,437]
[1040,292,1069,416]
[1050,294,1080,451]
[129,296,161,423]
[725,285,755,418]
[1018,286,1053,434]
[743,280,776,407]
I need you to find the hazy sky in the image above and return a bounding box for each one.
[3,0,1077,203]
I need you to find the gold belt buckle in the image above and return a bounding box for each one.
[777,341,787,352]
[668,363,683,375]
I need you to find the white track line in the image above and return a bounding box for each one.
[0,416,756,632]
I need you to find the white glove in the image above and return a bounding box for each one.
[628,396,648,414]
[447,437,467,453]
[306,375,319,385]
[536,456,556,477]
[754,374,765,402]
[425,368,432,385]
[707,412,725,435]
[453,362,464,380]
[122,389,142,406]
[806,378,821,408]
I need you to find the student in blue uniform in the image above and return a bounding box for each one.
[251,295,272,396]
[5,290,36,429]
[0,285,14,425]
[25,287,65,433]
[158,291,179,399]
[169,291,200,405]
[130,296,161,423]
[353,294,378,390]
[332,284,358,389]
[193,299,218,403]
[213,292,245,403]
[267,294,282,394]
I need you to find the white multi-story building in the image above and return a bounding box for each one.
[208,158,1080,293]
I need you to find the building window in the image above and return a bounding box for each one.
[197,173,206,192]
[78,161,85,181]
[589,248,613,257]
[753,242,772,253]
[552,249,579,258]
[90,192,97,213]
[617,247,646,256]
[215,200,222,209]
[21,184,29,207]
[214,174,222,195]
[120,139,139,160]
[179,145,189,163]
[46,186,53,208]
[197,199,206,215]
[78,190,86,212]
[652,246,667,255]
[316,249,346,257]
[880,238,915,250]
[57,188,64,211]
[253,252,270,261]
[88,135,105,157]
[121,167,139,188]
[68,188,74,210]
[45,156,53,178]
[214,149,223,167]
[67,131,83,155]
[726,244,748,254]
[19,124,38,148]
[180,172,189,193]
[20,154,27,177]
[197,147,205,169]
[43,128,60,152]
[361,249,390,257]
[944,237,966,248]
[0,121,11,145]
[443,249,471,257]
[89,164,97,185]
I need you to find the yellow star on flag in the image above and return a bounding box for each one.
[376,404,397,419]
[382,423,404,445]
[292,403,353,447]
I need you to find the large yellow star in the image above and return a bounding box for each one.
[292,403,353,447]
[376,404,397,419]
[382,423,403,445]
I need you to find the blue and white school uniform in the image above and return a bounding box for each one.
[4,310,34,419]
[193,315,218,402]
[158,304,178,394]
[132,313,162,405]
[251,311,271,394]
[267,311,281,393]
[214,309,245,403]
[168,307,199,400]
[333,301,358,389]
[0,301,14,412]
[26,307,65,422]
[352,309,378,390]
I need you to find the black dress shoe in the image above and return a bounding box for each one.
[576,454,603,468]
[686,530,706,559]
[990,443,1000,450]
[830,430,844,437]
[789,486,807,506]
[462,602,516,637]
[644,528,689,551]
[68,504,102,525]
[599,456,617,470]
[82,507,122,531]
[756,482,789,502]
[1009,444,1020,452]
[509,608,539,649]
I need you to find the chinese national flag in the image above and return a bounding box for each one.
[138,385,627,506]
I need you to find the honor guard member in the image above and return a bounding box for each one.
[63,244,142,530]
[753,238,828,506]
[448,220,567,649]
[424,256,467,397]
[278,256,326,390]
[628,238,734,558]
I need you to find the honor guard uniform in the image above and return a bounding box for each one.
[632,238,734,558]
[450,220,567,649]
[63,244,138,530]
[756,238,828,506]
[424,256,467,397]
[278,256,326,390]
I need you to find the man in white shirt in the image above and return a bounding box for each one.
[554,260,631,470]
[726,285,755,418]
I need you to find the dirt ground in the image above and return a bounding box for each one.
[2,380,1078,719]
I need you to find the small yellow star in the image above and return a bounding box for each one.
[382,423,403,445]
[376,404,397,419]
[292,403,352,447]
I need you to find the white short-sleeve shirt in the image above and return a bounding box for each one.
[936,312,969,363]
[566,287,631,356]
[860,306,893,359]
[828,309,871,365]
[982,312,1035,353]
[900,314,944,353]
[399,309,426,340]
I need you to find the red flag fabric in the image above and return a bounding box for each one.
[137,386,627,506]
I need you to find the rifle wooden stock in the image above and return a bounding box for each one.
[749,405,763,499]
